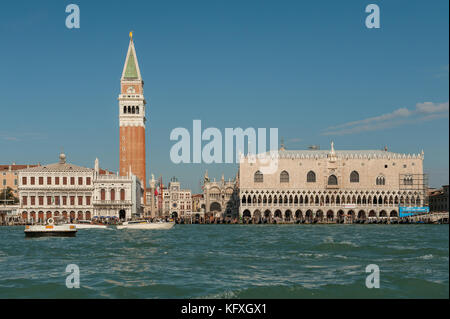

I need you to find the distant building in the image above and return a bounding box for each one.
[1,164,39,197]
[92,158,143,220]
[161,177,192,219]
[17,153,143,222]
[429,185,449,212]
[191,193,204,213]
[202,171,240,219]
[0,205,19,225]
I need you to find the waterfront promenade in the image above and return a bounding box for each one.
[178,212,449,225]
[1,211,448,226]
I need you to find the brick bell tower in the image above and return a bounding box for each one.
[119,32,147,203]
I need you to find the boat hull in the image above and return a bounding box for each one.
[116,222,175,230]
[25,231,77,238]
[74,224,108,229]
[24,224,77,237]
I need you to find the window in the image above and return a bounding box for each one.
[70,196,75,205]
[39,177,43,185]
[47,196,52,205]
[86,177,91,185]
[55,177,59,185]
[328,175,338,185]
[31,177,35,185]
[111,189,115,201]
[78,196,83,205]
[120,189,125,201]
[403,175,413,185]
[62,196,67,205]
[70,177,75,185]
[47,177,52,185]
[14,179,17,186]
[376,176,385,185]
[86,196,91,205]
[254,171,263,183]
[101,189,106,201]
[384,165,388,168]
[63,177,67,185]
[38,196,44,205]
[350,171,359,183]
[2,179,5,186]
[31,196,35,205]
[280,171,289,183]
[22,177,27,185]
[22,196,27,205]
[55,196,60,205]
[78,177,83,185]
[307,171,316,183]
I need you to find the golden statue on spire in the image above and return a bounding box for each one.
[129,31,133,40]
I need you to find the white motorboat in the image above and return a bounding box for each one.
[116,220,175,230]
[24,218,77,237]
[74,220,108,229]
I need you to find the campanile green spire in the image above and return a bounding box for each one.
[124,50,138,79]
[121,32,142,81]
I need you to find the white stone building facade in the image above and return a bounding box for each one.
[161,177,192,219]
[92,159,143,220]
[203,171,240,219]
[239,143,427,222]
[18,154,143,222]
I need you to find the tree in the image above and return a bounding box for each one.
[0,187,18,205]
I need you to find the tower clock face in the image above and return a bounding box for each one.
[127,86,136,93]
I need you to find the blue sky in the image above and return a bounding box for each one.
[0,0,448,192]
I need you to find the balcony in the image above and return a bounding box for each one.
[93,200,131,206]
[95,175,132,181]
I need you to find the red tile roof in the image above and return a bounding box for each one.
[0,164,39,172]
[99,169,115,175]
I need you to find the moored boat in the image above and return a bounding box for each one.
[24,218,77,237]
[74,220,108,229]
[116,220,175,230]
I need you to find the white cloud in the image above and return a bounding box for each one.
[416,101,449,114]
[0,132,47,142]
[322,101,449,136]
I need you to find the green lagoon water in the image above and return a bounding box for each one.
[0,225,448,298]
